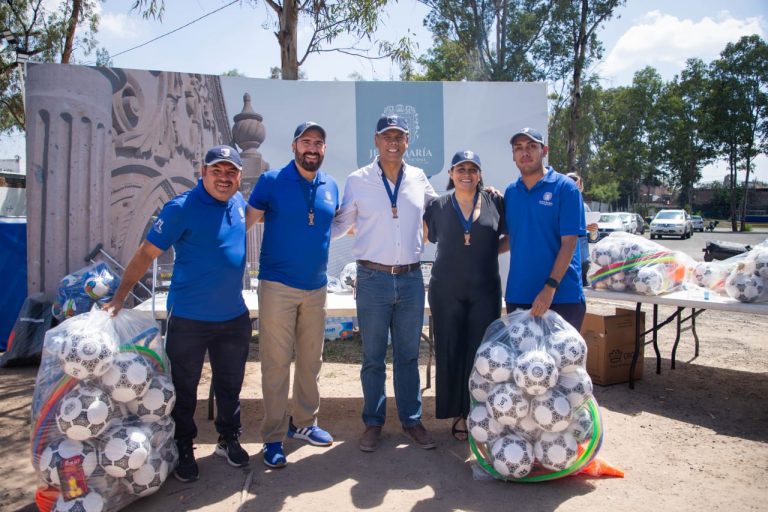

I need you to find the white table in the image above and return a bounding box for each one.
[585,288,768,388]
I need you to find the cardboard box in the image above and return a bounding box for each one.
[581,308,645,385]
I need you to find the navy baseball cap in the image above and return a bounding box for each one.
[376,115,409,134]
[293,121,326,141]
[451,150,482,170]
[510,127,545,145]
[204,145,242,170]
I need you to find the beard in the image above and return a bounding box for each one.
[297,152,324,172]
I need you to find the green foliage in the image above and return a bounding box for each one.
[586,181,620,206]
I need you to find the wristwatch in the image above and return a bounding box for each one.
[544,277,559,289]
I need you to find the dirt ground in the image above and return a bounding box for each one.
[2,297,767,512]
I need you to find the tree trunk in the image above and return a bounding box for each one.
[61,0,83,64]
[739,147,752,232]
[278,0,299,80]
[566,0,589,175]
[728,146,738,231]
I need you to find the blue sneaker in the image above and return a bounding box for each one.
[263,442,287,469]
[288,417,333,446]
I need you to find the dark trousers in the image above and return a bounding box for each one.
[165,312,251,443]
[505,300,587,332]
[581,262,590,287]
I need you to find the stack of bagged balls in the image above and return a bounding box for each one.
[31,309,177,512]
[52,262,120,321]
[723,247,768,303]
[590,232,692,296]
[468,310,599,480]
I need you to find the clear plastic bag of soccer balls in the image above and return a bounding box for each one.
[467,309,604,482]
[52,263,121,322]
[723,244,768,303]
[30,307,177,512]
[590,232,694,296]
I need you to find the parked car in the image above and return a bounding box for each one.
[596,212,627,240]
[633,213,646,234]
[691,215,705,232]
[650,209,693,239]
[616,212,638,234]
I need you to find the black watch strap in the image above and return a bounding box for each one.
[545,277,559,289]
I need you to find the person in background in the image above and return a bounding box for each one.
[566,172,598,287]
[423,150,508,440]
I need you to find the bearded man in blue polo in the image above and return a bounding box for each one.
[106,145,252,482]
[504,128,587,330]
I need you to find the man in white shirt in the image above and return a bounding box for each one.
[333,115,438,452]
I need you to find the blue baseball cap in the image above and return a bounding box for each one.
[451,150,482,170]
[510,127,545,145]
[376,115,409,134]
[204,145,242,170]
[293,121,326,141]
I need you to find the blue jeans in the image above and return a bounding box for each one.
[355,265,424,427]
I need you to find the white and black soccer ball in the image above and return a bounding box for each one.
[556,367,594,409]
[512,350,558,396]
[339,262,357,291]
[534,430,579,471]
[467,403,505,445]
[725,269,765,303]
[485,383,529,427]
[38,438,98,487]
[99,424,151,478]
[634,266,667,295]
[508,316,544,353]
[530,388,572,432]
[100,351,152,402]
[123,455,169,497]
[513,411,541,442]
[53,490,105,512]
[691,262,715,288]
[609,272,627,292]
[593,245,613,267]
[126,374,176,423]
[567,405,594,444]
[57,332,115,381]
[547,332,587,371]
[753,249,768,280]
[473,341,514,383]
[468,368,495,403]
[56,385,114,441]
[490,433,534,479]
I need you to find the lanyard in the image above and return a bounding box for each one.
[299,175,319,226]
[379,163,404,219]
[451,189,479,245]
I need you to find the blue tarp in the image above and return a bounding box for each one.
[0,218,27,351]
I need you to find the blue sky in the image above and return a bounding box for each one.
[2,0,767,183]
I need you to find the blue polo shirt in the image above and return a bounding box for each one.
[249,160,339,290]
[504,167,585,304]
[146,179,248,322]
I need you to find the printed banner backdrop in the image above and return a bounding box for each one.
[25,63,547,297]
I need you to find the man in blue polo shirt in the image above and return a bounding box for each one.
[504,128,586,330]
[106,145,252,483]
[246,122,339,469]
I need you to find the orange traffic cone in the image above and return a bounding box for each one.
[579,457,624,478]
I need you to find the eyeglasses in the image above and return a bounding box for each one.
[207,167,240,179]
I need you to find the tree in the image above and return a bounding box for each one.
[131,0,412,80]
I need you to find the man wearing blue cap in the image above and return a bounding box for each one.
[333,114,438,453]
[246,122,339,469]
[106,144,252,483]
[504,128,586,330]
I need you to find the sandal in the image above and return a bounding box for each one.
[451,417,468,441]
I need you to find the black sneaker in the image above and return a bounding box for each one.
[215,434,250,467]
[174,440,199,482]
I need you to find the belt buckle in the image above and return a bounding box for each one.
[390,265,398,275]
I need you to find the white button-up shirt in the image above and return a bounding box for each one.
[332,159,438,265]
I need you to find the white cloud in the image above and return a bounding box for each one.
[99,12,145,40]
[599,10,765,84]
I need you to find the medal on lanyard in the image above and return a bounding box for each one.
[451,190,479,246]
[300,175,319,226]
[380,164,404,219]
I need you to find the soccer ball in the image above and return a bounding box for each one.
[534,430,579,471]
[123,455,169,497]
[609,272,627,292]
[691,262,715,288]
[556,367,593,409]
[725,269,765,303]
[99,424,151,477]
[485,383,529,427]
[467,403,505,445]
[339,262,357,290]
[56,385,114,441]
[53,490,105,512]
[57,332,115,380]
[468,369,495,403]
[126,374,176,423]
[567,405,594,444]
[83,276,110,300]
[593,246,613,267]
[609,242,627,262]
[634,266,667,295]
[490,433,534,479]
[473,341,514,383]
[508,316,544,353]
[530,388,572,432]
[512,350,558,396]
[100,351,152,402]
[547,332,587,371]
[38,438,98,487]
[753,249,768,279]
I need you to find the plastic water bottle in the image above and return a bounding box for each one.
[704,289,710,301]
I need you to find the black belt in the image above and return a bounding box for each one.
[357,260,420,275]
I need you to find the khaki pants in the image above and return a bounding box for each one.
[258,279,327,443]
